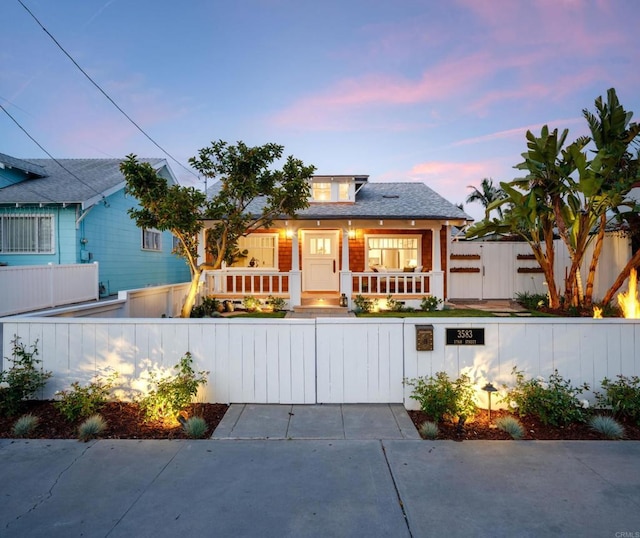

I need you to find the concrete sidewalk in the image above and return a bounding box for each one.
[213,403,420,440]
[1,438,639,537]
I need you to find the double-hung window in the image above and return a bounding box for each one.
[0,214,54,253]
[142,228,162,251]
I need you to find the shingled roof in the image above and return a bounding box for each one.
[0,155,167,206]
[208,179,471,221]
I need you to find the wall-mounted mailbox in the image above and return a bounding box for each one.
[416,324,434,351]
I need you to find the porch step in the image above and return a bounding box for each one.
[300,296,341,307]
[289,305,352,318]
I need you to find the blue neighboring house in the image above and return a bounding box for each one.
[0,152,190,296]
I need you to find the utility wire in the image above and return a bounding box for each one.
[18,0,199,181]
[1,102,104,197]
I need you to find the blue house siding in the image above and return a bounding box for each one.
[0,206,78,265]
[82,189,189,295]
[1,155,190,295]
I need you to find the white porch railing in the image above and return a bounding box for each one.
[204,269,289,296]
[351,271,444,299]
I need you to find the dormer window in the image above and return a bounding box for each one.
[310,177,357,203]
[339,183,350,201]
[312,182,332,201]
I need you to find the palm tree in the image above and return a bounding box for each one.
[466,178,505,219]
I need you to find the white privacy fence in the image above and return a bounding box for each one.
[449,233,631,300]
[2,317,638,408]
[0,263,99,317]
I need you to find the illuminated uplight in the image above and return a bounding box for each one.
[618,268,640,319]
[593,306,603,319]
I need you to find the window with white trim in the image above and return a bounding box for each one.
[142,228,161,251]
[230,233,277,268]
[366,235,419,270]
[0,214,54,253]
[312,182,331,201]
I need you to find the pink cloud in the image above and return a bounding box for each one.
[273,51,497,129]
[452,117,584,147]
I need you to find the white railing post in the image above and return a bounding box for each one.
[289,271,301,308]
[48,263,55,309]
[430,271,444,308]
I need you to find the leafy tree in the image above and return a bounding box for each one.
[467,88,640,309]
[466,178,506,219]
[189,140,315,269]
[121,141,315,317]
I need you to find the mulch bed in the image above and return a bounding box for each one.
[0,401,228,440]
[3,403,640,441]
[408,409,640,441]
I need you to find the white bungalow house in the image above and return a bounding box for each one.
[200,175,471,310]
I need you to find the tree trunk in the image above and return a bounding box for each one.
[180,268,202,318]
[601,249,640,305]
[584,214,606,306]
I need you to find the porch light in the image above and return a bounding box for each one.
[286,228,293,239]
[348,229,356,239]
[379,220,384,226]
[411,220,415,226]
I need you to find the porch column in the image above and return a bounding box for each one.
[340,228,352,308]
[431,225,442,272]
[341,228,350,271]
[430,225,444,305]
[289,230,301,308]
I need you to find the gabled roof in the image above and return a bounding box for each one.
[0,155,172,207]
[0,153,47,178]
[207,179,471,221]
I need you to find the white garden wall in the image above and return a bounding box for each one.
[2,317,638,409]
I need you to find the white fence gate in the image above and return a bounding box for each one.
[449,234,631,300]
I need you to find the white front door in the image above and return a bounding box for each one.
[302,231,339,291]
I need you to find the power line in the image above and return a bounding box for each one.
[17,0,199,182]
[1,102,103,197]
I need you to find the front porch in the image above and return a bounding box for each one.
[202,267,445,310]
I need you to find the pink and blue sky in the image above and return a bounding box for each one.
[1,0,638,220]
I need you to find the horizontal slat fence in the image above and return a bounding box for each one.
[2,317,638,408]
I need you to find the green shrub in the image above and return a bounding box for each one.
[406,371,477,424]
[54,371,118,422]
[190,296,222,318]
[183,416,208,439]
[589,415,625,440]
[384,295,404,312]
[0,336,52,417]
[12,414,40,438]
[419,420,439,440]
[242,295,261,312]
[353,294,378,313]
[266,295,287,311]
[77,414,107,441]
[495,415,525,439]
[420,296,442,312]
[596,375,640,424]
[501,367,589,426]
[514,292,548,311]
[139,352,208,423]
